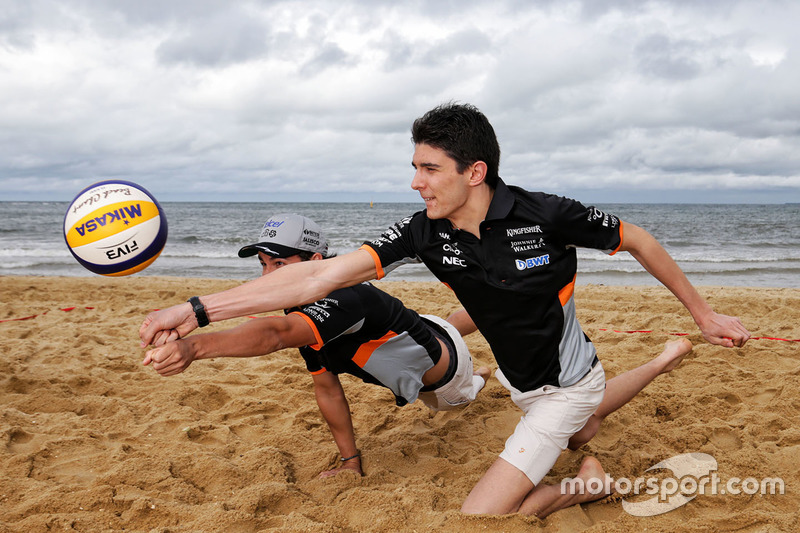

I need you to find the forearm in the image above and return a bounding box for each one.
[203,250,377,322]
[622,223,713,326]
[139,250,379,348]
[185,318,288,361]
[315,388,358,457]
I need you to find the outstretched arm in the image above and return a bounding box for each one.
[140,249,378,347]
[312,371,362,478]
[142,314,316,376]
[620,222,750,347]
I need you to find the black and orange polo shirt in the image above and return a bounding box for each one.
[361,179,623,393]
[289,282,441,406]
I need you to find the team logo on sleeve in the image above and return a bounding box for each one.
[370,217,412,247]
[588,208,619,228]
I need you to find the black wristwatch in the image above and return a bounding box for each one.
[188,296,210,327]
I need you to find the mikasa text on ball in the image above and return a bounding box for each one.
[64,180,168,276]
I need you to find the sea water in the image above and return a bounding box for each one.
[1,201,798,287]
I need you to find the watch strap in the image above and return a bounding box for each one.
[187,296,210,327]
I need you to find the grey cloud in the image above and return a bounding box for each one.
[299,42,353,76]
[379,30,415,71]
[421,28,493,66]
[375,25,493,71]
[79,0,235,29]
[0,1,62,51]
[634,33,710,80]
[577,0,739,19]
[155,16,272,67]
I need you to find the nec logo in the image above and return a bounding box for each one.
[515,254,550,270]
[443,256,466,267]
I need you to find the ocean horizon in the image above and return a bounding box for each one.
[2,200,799,288]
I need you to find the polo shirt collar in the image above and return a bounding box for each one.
[485,178,515,221]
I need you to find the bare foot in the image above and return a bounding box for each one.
[655,338,693,374]
[522,456,614,519]
[572,456,614,505]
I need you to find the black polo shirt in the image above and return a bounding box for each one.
[361,179,623,393]
[288,282,442,406]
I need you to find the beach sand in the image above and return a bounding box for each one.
[1,276,799,532]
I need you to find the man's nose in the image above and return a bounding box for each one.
[411,169,424,190]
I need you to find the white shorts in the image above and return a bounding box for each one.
[497,361,606,485]
[416,315,486,411]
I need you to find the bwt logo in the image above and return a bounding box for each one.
[263,220,285,228]
[515,254,550,270]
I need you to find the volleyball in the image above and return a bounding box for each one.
[63,180,168,276]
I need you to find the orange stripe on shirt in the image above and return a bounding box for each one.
[610,220,624,256]
[559,274,576,306]
[352,330,398,368]
[289,311,325,350]
[359,244,385,279]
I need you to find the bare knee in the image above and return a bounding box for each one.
[460,500,488,515]
[461,458,532,515]
[461,496,521,515]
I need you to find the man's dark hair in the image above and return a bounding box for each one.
[297,251,337,261]
[411,102,501,188]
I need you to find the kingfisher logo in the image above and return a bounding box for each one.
[74,204,143,236]
[515,254,550,270]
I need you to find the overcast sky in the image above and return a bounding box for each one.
[2,0,799,204]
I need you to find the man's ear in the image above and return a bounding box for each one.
[310,252,325,261]
[468,161,488,187]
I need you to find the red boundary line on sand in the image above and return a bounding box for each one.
[0,306,95,323]
[5,309,798,343]
[598,328,800,343]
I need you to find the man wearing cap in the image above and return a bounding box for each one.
[143,214,490,478]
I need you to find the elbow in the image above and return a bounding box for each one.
[618,223,653,255]
[305,252,374,299]
[304,276,338,304]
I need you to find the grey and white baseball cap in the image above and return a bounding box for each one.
[238,213,329,259]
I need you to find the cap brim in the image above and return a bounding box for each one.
[237,242,303,259]
[237,245,259,258]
